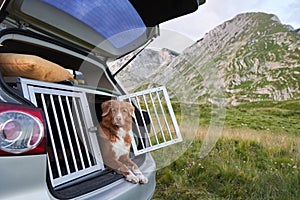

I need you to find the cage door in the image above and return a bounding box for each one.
[118,86,182,156]
[16,78,105,189]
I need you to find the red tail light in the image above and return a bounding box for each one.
[0,103,46,155]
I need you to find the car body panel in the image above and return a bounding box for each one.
[0,155,50,200]
[129,0,205,27]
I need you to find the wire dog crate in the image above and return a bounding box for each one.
[118,86,182,156]
[7,77,182,188]
[7,77,110,188]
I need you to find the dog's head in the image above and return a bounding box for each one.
[101,100,134,128]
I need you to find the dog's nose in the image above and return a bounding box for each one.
[116,116,122,121]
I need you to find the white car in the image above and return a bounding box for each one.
[0,0,204,199]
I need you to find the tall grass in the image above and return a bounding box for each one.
[153,100,300,199]
[153,128,300,199]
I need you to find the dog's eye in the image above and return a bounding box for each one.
[111,109,116,113]
[122,109,127,113]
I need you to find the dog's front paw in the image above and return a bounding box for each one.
[132,168,148,184]
[125,172,139,184]
[137,174,148,184]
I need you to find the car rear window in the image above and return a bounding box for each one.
[41,0,146,49]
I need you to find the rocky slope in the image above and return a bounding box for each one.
[109,48,178,91]
[112,12,300,105]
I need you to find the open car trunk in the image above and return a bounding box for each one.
[0,31,134,198]
[0,30,182,199]
[0,0,205,198]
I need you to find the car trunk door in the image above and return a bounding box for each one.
[0,0,204,59]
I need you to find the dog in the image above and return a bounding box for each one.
[98,100,148,184]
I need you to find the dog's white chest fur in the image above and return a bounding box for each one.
[112,128,130,160]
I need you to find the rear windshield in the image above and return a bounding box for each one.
[41,0,146,49]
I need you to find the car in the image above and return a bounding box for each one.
[0,0,205,199]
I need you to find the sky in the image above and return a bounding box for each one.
[159,0,300,42]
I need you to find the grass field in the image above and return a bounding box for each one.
[152,100,300,200]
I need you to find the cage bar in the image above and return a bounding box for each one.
[14,78,106,188]
[118,86,182,156]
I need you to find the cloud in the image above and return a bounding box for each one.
[284,1,300,28]
[150,29,195,53]
[160,0,300,41]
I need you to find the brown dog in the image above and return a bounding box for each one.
[98,100,148,184]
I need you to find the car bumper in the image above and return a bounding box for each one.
[80,153,156,200]
[0,155,49,200]
[0,153,156,200]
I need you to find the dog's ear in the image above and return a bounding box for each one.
[101,100,112,117]
[125,102,135,117]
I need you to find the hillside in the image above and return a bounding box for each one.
[112,12,300,105]
[109,48,178,91]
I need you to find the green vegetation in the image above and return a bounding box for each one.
[225,100,300,134]
[128,12,300,199]
[153,100,300,199]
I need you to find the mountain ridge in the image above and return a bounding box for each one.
[112,12,300,105]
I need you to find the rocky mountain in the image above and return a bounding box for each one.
[112,12,300,105]
[109,48,178,91]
